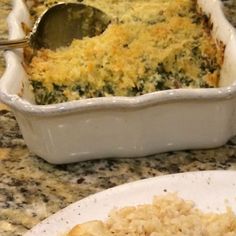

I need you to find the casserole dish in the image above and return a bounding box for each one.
[0,0,236,164]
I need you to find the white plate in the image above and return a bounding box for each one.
[24,170,236,236]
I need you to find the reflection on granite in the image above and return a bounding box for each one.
[0,1,236,236]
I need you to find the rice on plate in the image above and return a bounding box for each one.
[68,193,236,236]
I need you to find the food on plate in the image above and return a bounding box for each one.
[68,221,111,236]
[67,193,236,236]
[25,0,225,105]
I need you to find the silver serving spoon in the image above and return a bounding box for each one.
[0,2,111,50]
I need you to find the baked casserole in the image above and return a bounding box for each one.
[26,0,225,105]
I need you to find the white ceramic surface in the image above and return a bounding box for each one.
[0,0,236,163]
[23,170,236,236]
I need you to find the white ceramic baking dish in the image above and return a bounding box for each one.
[0,0,236,164]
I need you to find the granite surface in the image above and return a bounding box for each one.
[0,1,236,235]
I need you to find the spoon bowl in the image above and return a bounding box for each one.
[0,2,111,50]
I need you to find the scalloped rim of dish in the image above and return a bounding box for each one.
[1,0,236,116]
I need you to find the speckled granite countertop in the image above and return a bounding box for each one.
[0,1,236,235]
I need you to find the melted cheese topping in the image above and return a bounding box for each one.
[26,0,224,104]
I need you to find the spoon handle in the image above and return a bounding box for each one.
[0,38,28,50]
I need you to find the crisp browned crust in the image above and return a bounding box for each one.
[26,0,225,104]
